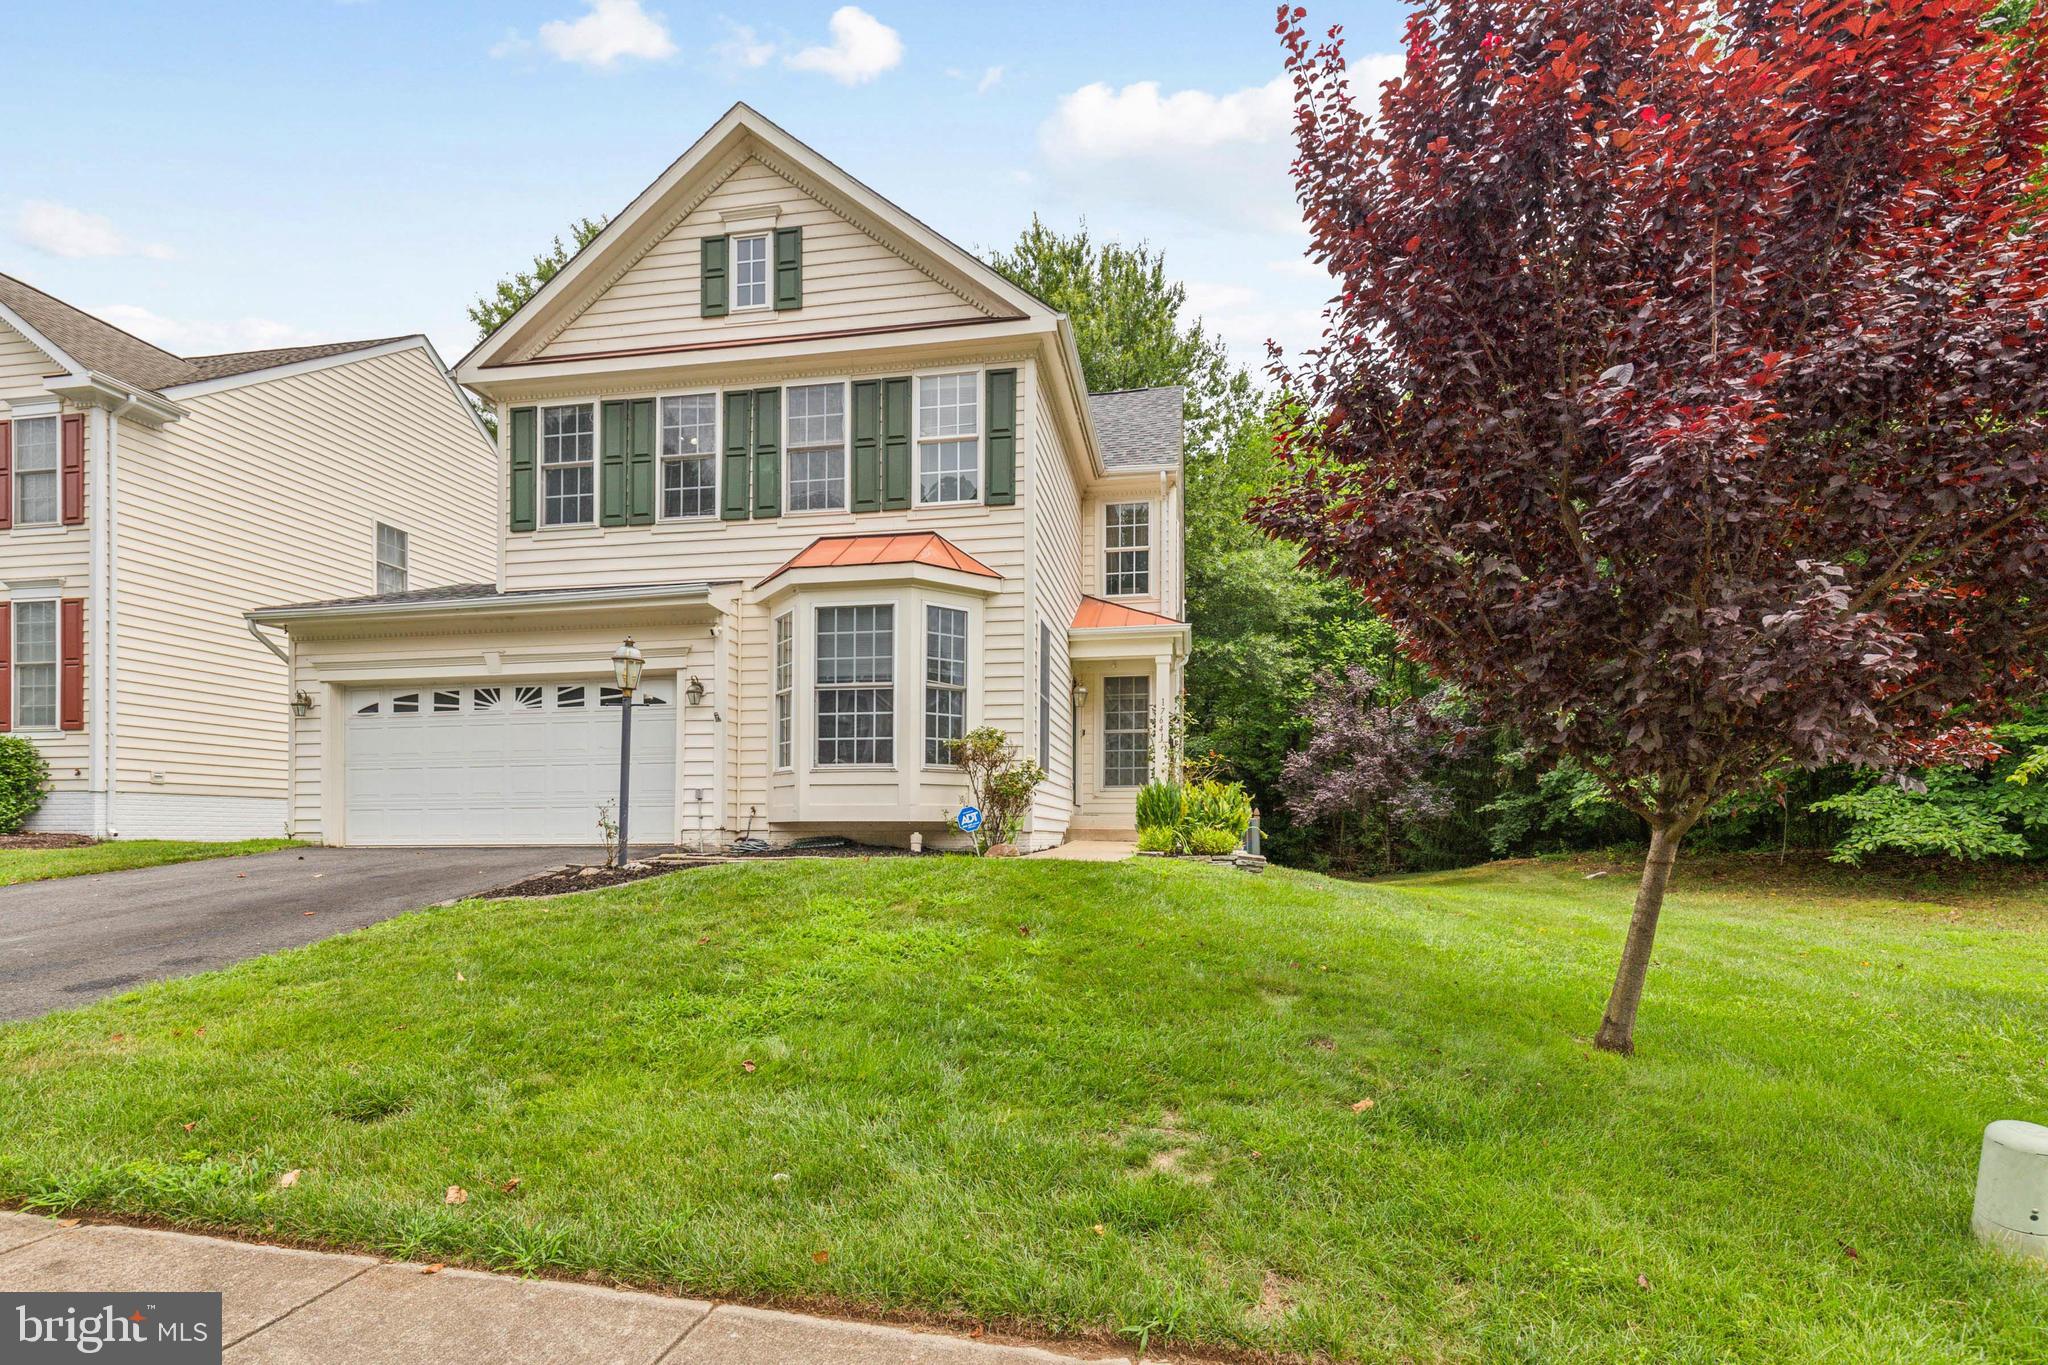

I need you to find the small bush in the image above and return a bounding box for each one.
[951,727,1047,853]
[1188,827,1240,855]
[0,736,49,834]
[1183,780,1253,840]
[1135,780,1184,833]
[1136,826,1179,854]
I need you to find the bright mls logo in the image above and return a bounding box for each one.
[956,805,982,833]
[4,1293,220,1363]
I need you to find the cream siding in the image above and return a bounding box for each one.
[1024,369,1082,846]
[538,156,991,359]
[112,346,496,819]
[0,321,92,803]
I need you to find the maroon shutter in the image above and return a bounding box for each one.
[59,598,84,732]
[0,601,10,732]
[0,420,12,532]
[60,413,84,525]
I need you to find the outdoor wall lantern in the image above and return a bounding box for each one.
[685,674,706,706]
[610,638,645,868]
[1071,681,1088,709]
[289,690,314,719]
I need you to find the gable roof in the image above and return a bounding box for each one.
[1073,596,1184,630]
[458,103,1054,376]
[759,532,1001,587]
[1087,387,1185,470]
[0,271,409,396]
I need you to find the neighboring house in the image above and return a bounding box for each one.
[0,273,497,838]
[251,104,1188,851]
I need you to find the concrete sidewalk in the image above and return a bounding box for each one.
[0,1213,1132,1363]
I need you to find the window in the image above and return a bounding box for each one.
[916,373,979,505]
[1102,676,1151,788]
[392,692,421,715]
[12,417,58,527]
[556,685,586,709]
[816,604,893,766]
[376,524,409,594]
[733,233,770,310]
[432,689,461,713]
[600,686,626,707]
[472,687,500,711]
[774,612,794,770]
[541,404,595,527]
[1104,502,1151,597]
[11,601,57,729]
[786,383,847,512]
[924,605,967,765]
[660,394,718,518]
[356,700,380,715]
[514,686,543,709]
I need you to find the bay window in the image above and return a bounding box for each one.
[924,605,967,764]
[815,604,893,765]
[774,611,794,770]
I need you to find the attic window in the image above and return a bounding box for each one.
[733,234,770,310]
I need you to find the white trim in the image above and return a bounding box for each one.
[8,591,62,735]
[655,389,722,522]
[730,231,772,313]
[7,412,61,529]
[0,298,86,379]
[782,378,849,514]
[537,400,598,529]
[811,599,897,769]
[1103,499,1153,599]
[911,366,983,509]
[375,522,410,594]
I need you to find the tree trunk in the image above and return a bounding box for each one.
[1593,820,1687,1055]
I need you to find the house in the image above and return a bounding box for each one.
[0,273,497,838]
[250,104,1189,851]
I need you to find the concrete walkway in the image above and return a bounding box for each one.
[0,1213,1132,1363]
[1025,840,1135,862]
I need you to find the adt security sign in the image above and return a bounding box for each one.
[956,806,983,834]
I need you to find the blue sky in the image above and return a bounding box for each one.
[6,1,1406,374]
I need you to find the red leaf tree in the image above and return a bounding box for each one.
[1255,0,2048,1052]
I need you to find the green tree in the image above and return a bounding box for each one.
[468,216,609,341]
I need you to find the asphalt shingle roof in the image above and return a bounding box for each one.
[0,271,407,394]
[1087,386,1185,470]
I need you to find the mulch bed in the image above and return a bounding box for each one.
[0,833,98,850]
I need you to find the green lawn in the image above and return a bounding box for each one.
[0,838,299,886]
[1,857,2043,1362]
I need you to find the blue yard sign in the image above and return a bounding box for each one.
[956,806,983,834]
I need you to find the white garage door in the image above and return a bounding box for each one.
[344,679,677,845]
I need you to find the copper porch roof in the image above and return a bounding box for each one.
[759,532,1001,586]
[1072,595,1184,629]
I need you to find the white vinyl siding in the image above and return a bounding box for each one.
[12,415,59,527]
[924,604,967,765]
[375,523,409,593]
[1102,675,1150,788]
[773,611,793,770]
[11,599,57,730]
[815,604,892,766]
[732,233,770,311]
[541,403,596,527]
[660,393,719,519]
[1105,502,1150,597]
[786,382,847,512]
[916,372,978,505]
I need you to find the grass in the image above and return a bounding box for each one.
[0,838,299,886]
[0,855,2044,1362]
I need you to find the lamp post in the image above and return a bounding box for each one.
[610,637,645,868]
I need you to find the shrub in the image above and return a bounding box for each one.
[0,736,49,835]
[1136,826,1179,854]
[1183,779,1253,840]
[1135,780,1183,833]
[1188,827,1240,856]
[951,727,1047,853]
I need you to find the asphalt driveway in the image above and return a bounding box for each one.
[0,846,593,1021]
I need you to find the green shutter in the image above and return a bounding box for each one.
[701,235,729,318]
[751,387,781,519]
[851,380,881,512]
[985,368,1018,506]
[721,391,752,520]
[881,376,912,510]
[627,398,657,525]
[508,406,537,532]
[773,226,803,311]
[599,400,629,526]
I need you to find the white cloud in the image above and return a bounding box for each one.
[785,6,901,85]
[93,305,319,355]
[976,64,1003,94]
[714,19,775,69]
[488,30,533,59]
[1037,53,1402,234]
[14,201,174,261]
[1183,278,1328,373]
[528,0,676,69]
